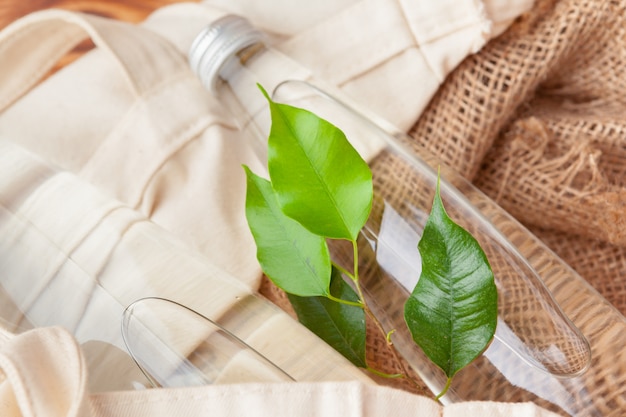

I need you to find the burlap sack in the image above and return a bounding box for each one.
[407,0,626,316]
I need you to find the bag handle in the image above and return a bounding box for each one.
[0,8,225,208]
[0,8,188,113]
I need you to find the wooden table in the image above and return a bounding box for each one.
[0,0,192,69]
[0,0,191,29]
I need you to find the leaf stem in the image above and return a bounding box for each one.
[353,239,360,283]
[350,240,368,302]
[349,241,387,340]
[326,293,363,308]
[349,241,427,396]
[365,366,403,379]
[436,377,452,400]
[332,262,355,281]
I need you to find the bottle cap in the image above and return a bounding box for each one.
[189,15,263,94]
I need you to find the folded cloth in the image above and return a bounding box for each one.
[199,0,534,131]
[0,325,561,417]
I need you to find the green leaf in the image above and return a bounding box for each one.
[259,85,373,241]
[404,175,497,379]
[288,266,367,368]
[244,166,331,297]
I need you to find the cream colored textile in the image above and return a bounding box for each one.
[201,0,534,131]
[0,325,560,417]
[0,7,264,289]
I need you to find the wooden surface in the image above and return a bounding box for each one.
[0,0,191,29]
[0,0,194,71]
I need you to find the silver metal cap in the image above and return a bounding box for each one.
[188,15,263,95]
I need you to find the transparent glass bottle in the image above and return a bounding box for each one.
[189,15,626,416]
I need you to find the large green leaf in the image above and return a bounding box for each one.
[244,166,331,297]
[404,177,497,379]
[260,86,373,241]
[288,266,367,368]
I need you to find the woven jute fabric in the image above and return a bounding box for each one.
[407,0,626,316]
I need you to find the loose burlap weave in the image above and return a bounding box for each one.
[407,0,626,315]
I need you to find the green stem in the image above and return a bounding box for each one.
[345,239,429,397]
[347,239,396,350]
[436,377,452,400]
[349,240,387,339]
[353,239,360,283]
[326,293,363,308]
[350,240,367,303]
[332,262,355,281]
[365,366,403,379]
[348,240,428,395]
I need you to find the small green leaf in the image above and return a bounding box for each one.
[259,85,373,241]
[288,266,367,368]
[404,175,497,380]
[244,166,331,297]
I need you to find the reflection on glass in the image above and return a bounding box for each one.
[121,297,294,387]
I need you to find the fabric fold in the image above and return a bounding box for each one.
[0,324,561,417]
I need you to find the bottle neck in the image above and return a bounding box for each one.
[213,42,314,161]
[189,15,384,165]
[215,42,272,167]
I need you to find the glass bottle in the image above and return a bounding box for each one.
[122,297,294,386]
[189,14,626,416]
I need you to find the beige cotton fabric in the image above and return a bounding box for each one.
[0,325,562,417]
[202,0,534,132]
[0,7,265,289]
